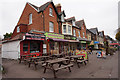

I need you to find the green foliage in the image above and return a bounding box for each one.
[3,32,12,39]
[115,31,120,41]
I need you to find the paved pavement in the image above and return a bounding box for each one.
[2,51,118,78]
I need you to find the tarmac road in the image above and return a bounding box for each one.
[2,51,118,79]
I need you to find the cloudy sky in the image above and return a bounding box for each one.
[0,0,119,39]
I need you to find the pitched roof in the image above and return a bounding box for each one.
[98,31,104,37]
[75,20,84,28]
[28,1,60,18]
[65,16,76,22]
[89,28,98,35]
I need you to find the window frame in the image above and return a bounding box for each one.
[73,29,76,36]
[63,25,66,33]
[29,13,32,24]
[49,8,53,16]
[83,32,85,38]
[17,26,20,33]
[68,25,71,34]
[49,21,54,32]
[78,31,81,38]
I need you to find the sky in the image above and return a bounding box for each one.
[0,0,119,39]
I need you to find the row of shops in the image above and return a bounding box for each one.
[2,32,91,59]
[2,32,104,59]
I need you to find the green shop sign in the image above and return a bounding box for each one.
[81,41,86,43]
[64,35,77,40]
[44,32,64,39]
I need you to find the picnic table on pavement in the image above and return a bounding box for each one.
[43,58,73,78]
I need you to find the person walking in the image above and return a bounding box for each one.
[89,47,93,54]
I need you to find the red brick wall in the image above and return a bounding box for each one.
[44,3,59,33]
[80,23,87,38]
[11,25,28,38]
[72,27,81,38]
[12,2,59,38]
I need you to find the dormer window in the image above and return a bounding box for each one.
[72,21,75,26]
[61,14,64,22]
[29,13,32,24]
[17,26,20,33]
[49,8,53,16]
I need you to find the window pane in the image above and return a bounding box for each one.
[78,31,80,37]
[63,25,66,33]
[49,22,54,32]
[29,13,32,24]
[73,29,76,36]
[83,32,85,38]
[49,8,53,16]
[68,26,71,33]
[23,43,28,51]
[17,26,20,33]
[30,41,40,53]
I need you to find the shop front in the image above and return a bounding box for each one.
[44,32,66,54]
[20,33,45,56]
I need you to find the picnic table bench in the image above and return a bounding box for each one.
[28,56,50,70]
[43,58,73,78]
[70,55,88,68]
[18,54,36,64]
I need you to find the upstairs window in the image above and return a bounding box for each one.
[17,26,20,33]
[63,25,66,33]
[83,32,85,38]
[73,29,76,36]
[78,31,81,38]
[61,14,64,22]
[49,22,54,32]
[68,25,71,34]
[49,8,53,16]
[72,21,75,26]
[29,13,32,24]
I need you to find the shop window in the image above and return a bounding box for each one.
[77,44,81,50]
[23,43,28,51]
[30,41,40,53]
[50,41,54,50]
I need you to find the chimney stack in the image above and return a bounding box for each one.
[55,3,61,13]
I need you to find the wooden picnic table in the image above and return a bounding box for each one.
[43,58,73,78]
[51,53,64,58]
[28,56,50,69]
[70,55,87,68]
[19,54,36,64]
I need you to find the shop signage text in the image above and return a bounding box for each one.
[64,35,77,40]
[44,32,64,39]
[25,33,45,40]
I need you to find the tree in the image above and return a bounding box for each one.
[115,31,120,41]
[3,32,13,39]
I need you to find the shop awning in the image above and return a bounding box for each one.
[52,38,69,42]
[109,43,120,46]
[94,41,99,44]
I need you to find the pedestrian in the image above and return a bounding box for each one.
[89,47,93,54]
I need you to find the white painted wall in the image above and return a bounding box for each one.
[2,40,21,59]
